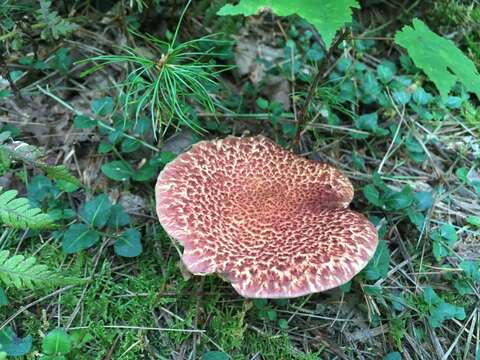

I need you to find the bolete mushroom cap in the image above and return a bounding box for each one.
[156,136,378,298]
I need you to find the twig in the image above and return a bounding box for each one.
[294,30,349,148]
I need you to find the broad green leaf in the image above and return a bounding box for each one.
[0,326,32,356]
[384,353,402,360]
[132,162,158,182]
[78,194,112,229]
[459,261,480,283]
[101,160,134,182]
[106,205,130,230]
[377,60,396,83]
[202,351,229,360]
[414,191,433,211]
[217,0,360,49]
[73,115,96,129]
[466,215,480,227]
[454,279,475,296]
[91,97,114,116]
[42,329,72,355]
[423,286,441,306]
[0,288,7,306]
[385,186,414,210]
[429,302,465,328]
[355,113,380,134]
[413,87,432,105]
[440,223,458,244]
[362,240,389,281]
[395,19,480,100]
[363,184,383,207]
[62,224,100,254]
[114,229,143,258]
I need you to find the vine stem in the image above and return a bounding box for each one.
[293,30,350,149]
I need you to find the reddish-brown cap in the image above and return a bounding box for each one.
[155,136,378,298]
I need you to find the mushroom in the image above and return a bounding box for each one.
[155,136,378,298]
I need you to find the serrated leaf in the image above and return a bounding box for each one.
[62,224,100,254]
[429,302,466,328]
[363,184,383,207]
[385,186,414,210]
[217,0,360,49]
[395,19,480,100]
[459,261,480,283]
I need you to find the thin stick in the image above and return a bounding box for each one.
[294,30,349,148]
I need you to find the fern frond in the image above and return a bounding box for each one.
[39,164,81,187]
[0,141,80,187]
[0,250,59,288]
[0,190,55,230]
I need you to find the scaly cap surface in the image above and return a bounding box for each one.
[156,136,378,298]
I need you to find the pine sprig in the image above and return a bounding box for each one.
[0,250,59,289]
[0,190,55,230]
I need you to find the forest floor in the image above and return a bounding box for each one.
[0,0,479,359]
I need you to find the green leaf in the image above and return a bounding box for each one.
[414,191,433,211]
[256,98,269,110]
[385,186,414,210]
[0,250,65,289]
[362,240,389,281]
[363,184,383,207]
[384,352,402,360]
[413,87,432,105]
[78,194,112,229]
[0,288,7,306]
[106,205,130,230]
[429,302,466,328]
[459,261,480,282]
[120,138,141,153]
[91,97,114,116]
[217,0,360,49]
[377,61,396,83]
[466,215,480,227]
[132,162,158,182]
[423,286,441,306]
[62,224,100,254]
[114,229,143,258]
[40,164,81,190]
[101,160,134,182]
[54,48,72,74]
[42,329,72,355]
[0,326,32,356]
[73,115,96,129]
[202,351,229,360]
[0,190,55,229]
[440,223,458,244]
[394,19,480,100]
